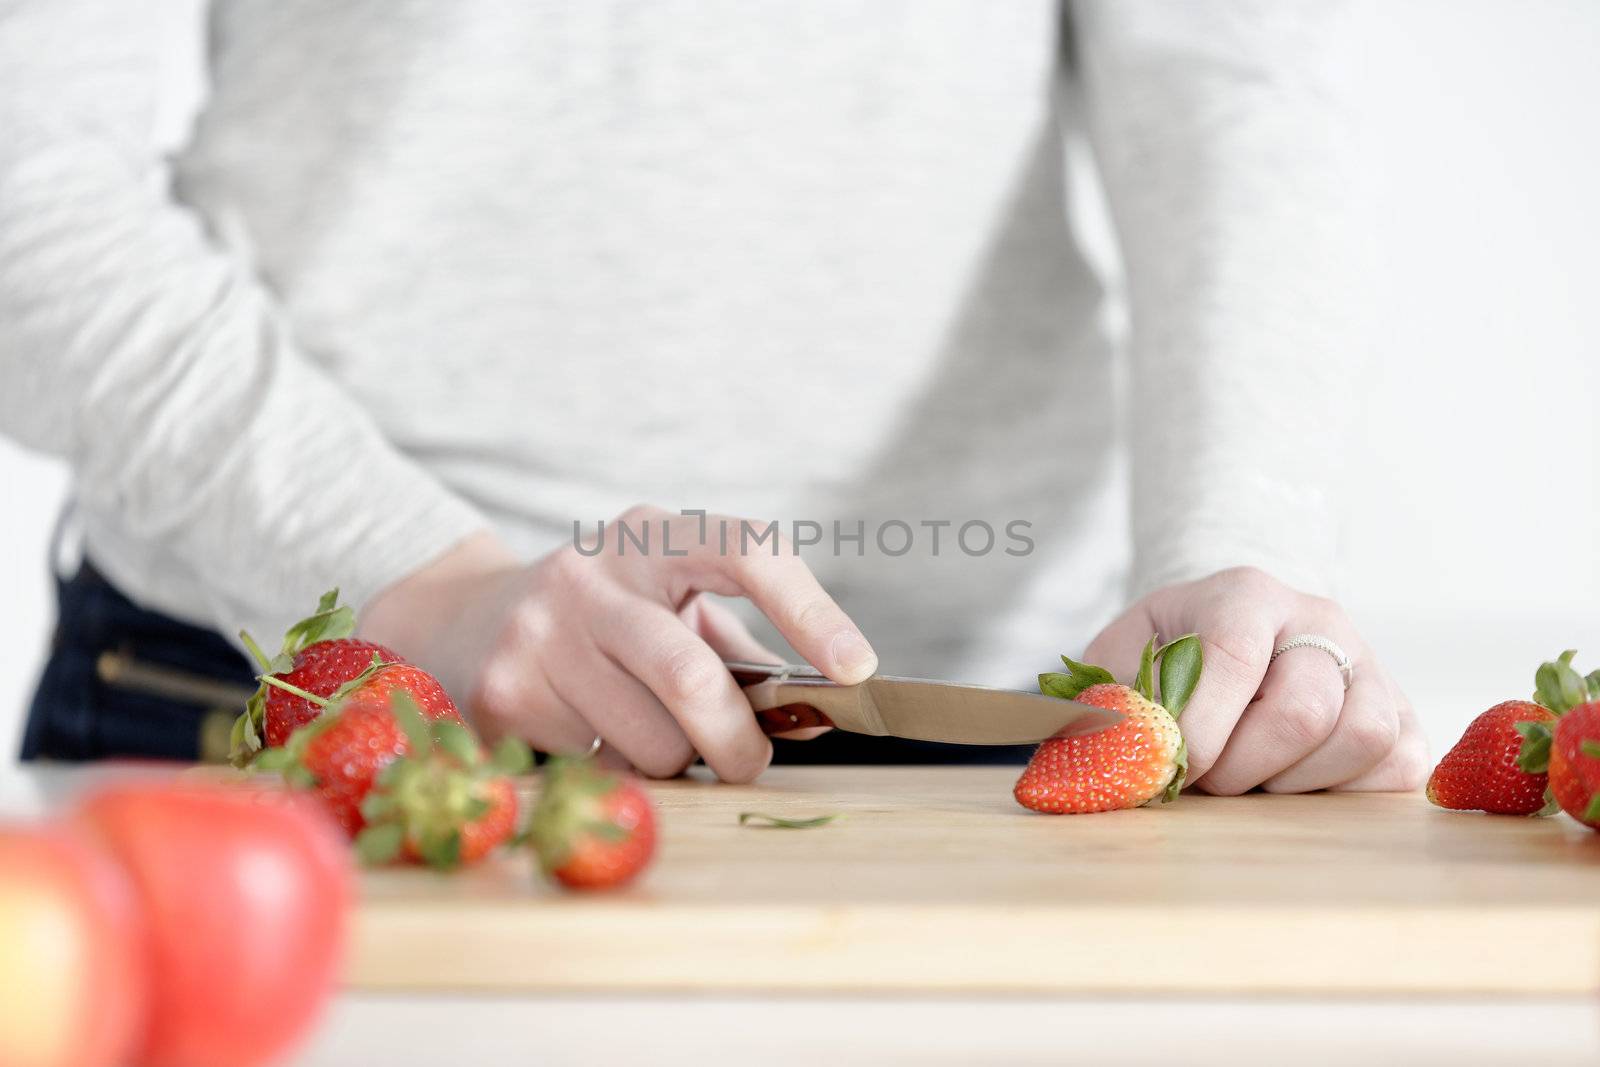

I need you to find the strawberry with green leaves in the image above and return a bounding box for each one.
[1515,650,1600,831]
[231,589,407,762]
[353,693,532,870]
[530,758,657,890]
[256,658,465,835]
[1014,634,1202,815]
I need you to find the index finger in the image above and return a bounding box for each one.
[649,513,878,685]
[1174,622,1276,782]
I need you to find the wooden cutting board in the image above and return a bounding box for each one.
[350,766,1600,996]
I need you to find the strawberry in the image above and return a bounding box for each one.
[1425,700,1557,815]
[1014,634,1202,815]
[348,692,531,869]
[231,589,408,762]
[530,758,657,890]
[1515,651,1600,830]
[1547,705,1600,830]
[256,659,465,835]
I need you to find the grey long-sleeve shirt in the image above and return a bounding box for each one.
[0,1,1361,685]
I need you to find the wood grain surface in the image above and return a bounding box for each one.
[350,766,1600,995]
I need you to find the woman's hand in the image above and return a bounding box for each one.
[358,506,875,783]
[1084,567,1429,794]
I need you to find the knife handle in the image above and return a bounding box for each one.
[726,661,837,736]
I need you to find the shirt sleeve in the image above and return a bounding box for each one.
[1071,0,1367,598]
[0,0,488,638]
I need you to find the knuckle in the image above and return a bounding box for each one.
[789,595,839,634]
[617,502,663,525]
[1215,565,1279,598]
[508,599,550,647]
[470,663,521,725]
[1181,738,1222,784]
[712,739,772,785]
[544,546,598,593]
[657,646,724,706]
[1206,625,1271,684]
[634,737,696,780]
[1304,593,1343,621]
[1345,704,1401,764]
[1273,694,1340,749]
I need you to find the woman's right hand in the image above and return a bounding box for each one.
[358,505,876,783]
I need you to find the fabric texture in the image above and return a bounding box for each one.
[0,0,1362,688]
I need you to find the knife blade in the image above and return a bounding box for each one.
[726,661,1121,746]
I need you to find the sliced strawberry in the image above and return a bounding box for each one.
[1014,634,1200,815]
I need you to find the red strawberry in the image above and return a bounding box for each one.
[1425,700,1557,815]
[1014,634,1201,815]
[530,758,657,890]
[353,695,532,870]
[231,589,408,762]
[1547,705,1600,830]
[257,660,465,835]
[1515,651,1600,830]
[261,638,403,747]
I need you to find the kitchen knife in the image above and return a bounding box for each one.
[726,661,1122,746]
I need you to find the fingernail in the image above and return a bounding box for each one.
[830,631,878,682]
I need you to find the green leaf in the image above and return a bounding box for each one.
[420,831,463,871]
[1042,656,1116,701]
[1534,652,1586,714]
[389,691,433,752]
[360,791,397,822]
[1155,633,1203,719]
[586,820,632,842]
[738,812,840,829]
[282,765,317,789]
[1581,740,1600,760]
[252,747,294,772]
[238,630,274,672]
[488,737,533,776]
[1534,789,1561,817]
[1585,792,1600,825]
[281,589,357,653]
[1514,720,1553,774]
[1587,671,1600,701]
[432,721,480,767]
[354,823,404,866]
[1132,636,1157,702]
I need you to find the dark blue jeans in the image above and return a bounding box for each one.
[24,564,1031,765]
[22,565,256,761]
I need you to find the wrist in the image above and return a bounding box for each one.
[358,530,521,687]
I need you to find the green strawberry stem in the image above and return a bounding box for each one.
[1533,649,1591,715]
[1515,719,1555,774]
[738,812,840,829]
[1132,637,1157,702]
[256,673,334,708]
[239,630,274,673]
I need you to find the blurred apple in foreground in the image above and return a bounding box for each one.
[0,825,146,1067]
[77,779,353,1067]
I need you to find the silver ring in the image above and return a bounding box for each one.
[1270,634,1354,690]
[583,735,603,759]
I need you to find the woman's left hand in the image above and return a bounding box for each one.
[1083,567,1429,794]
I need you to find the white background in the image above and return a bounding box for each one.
[2,0,1597,761]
